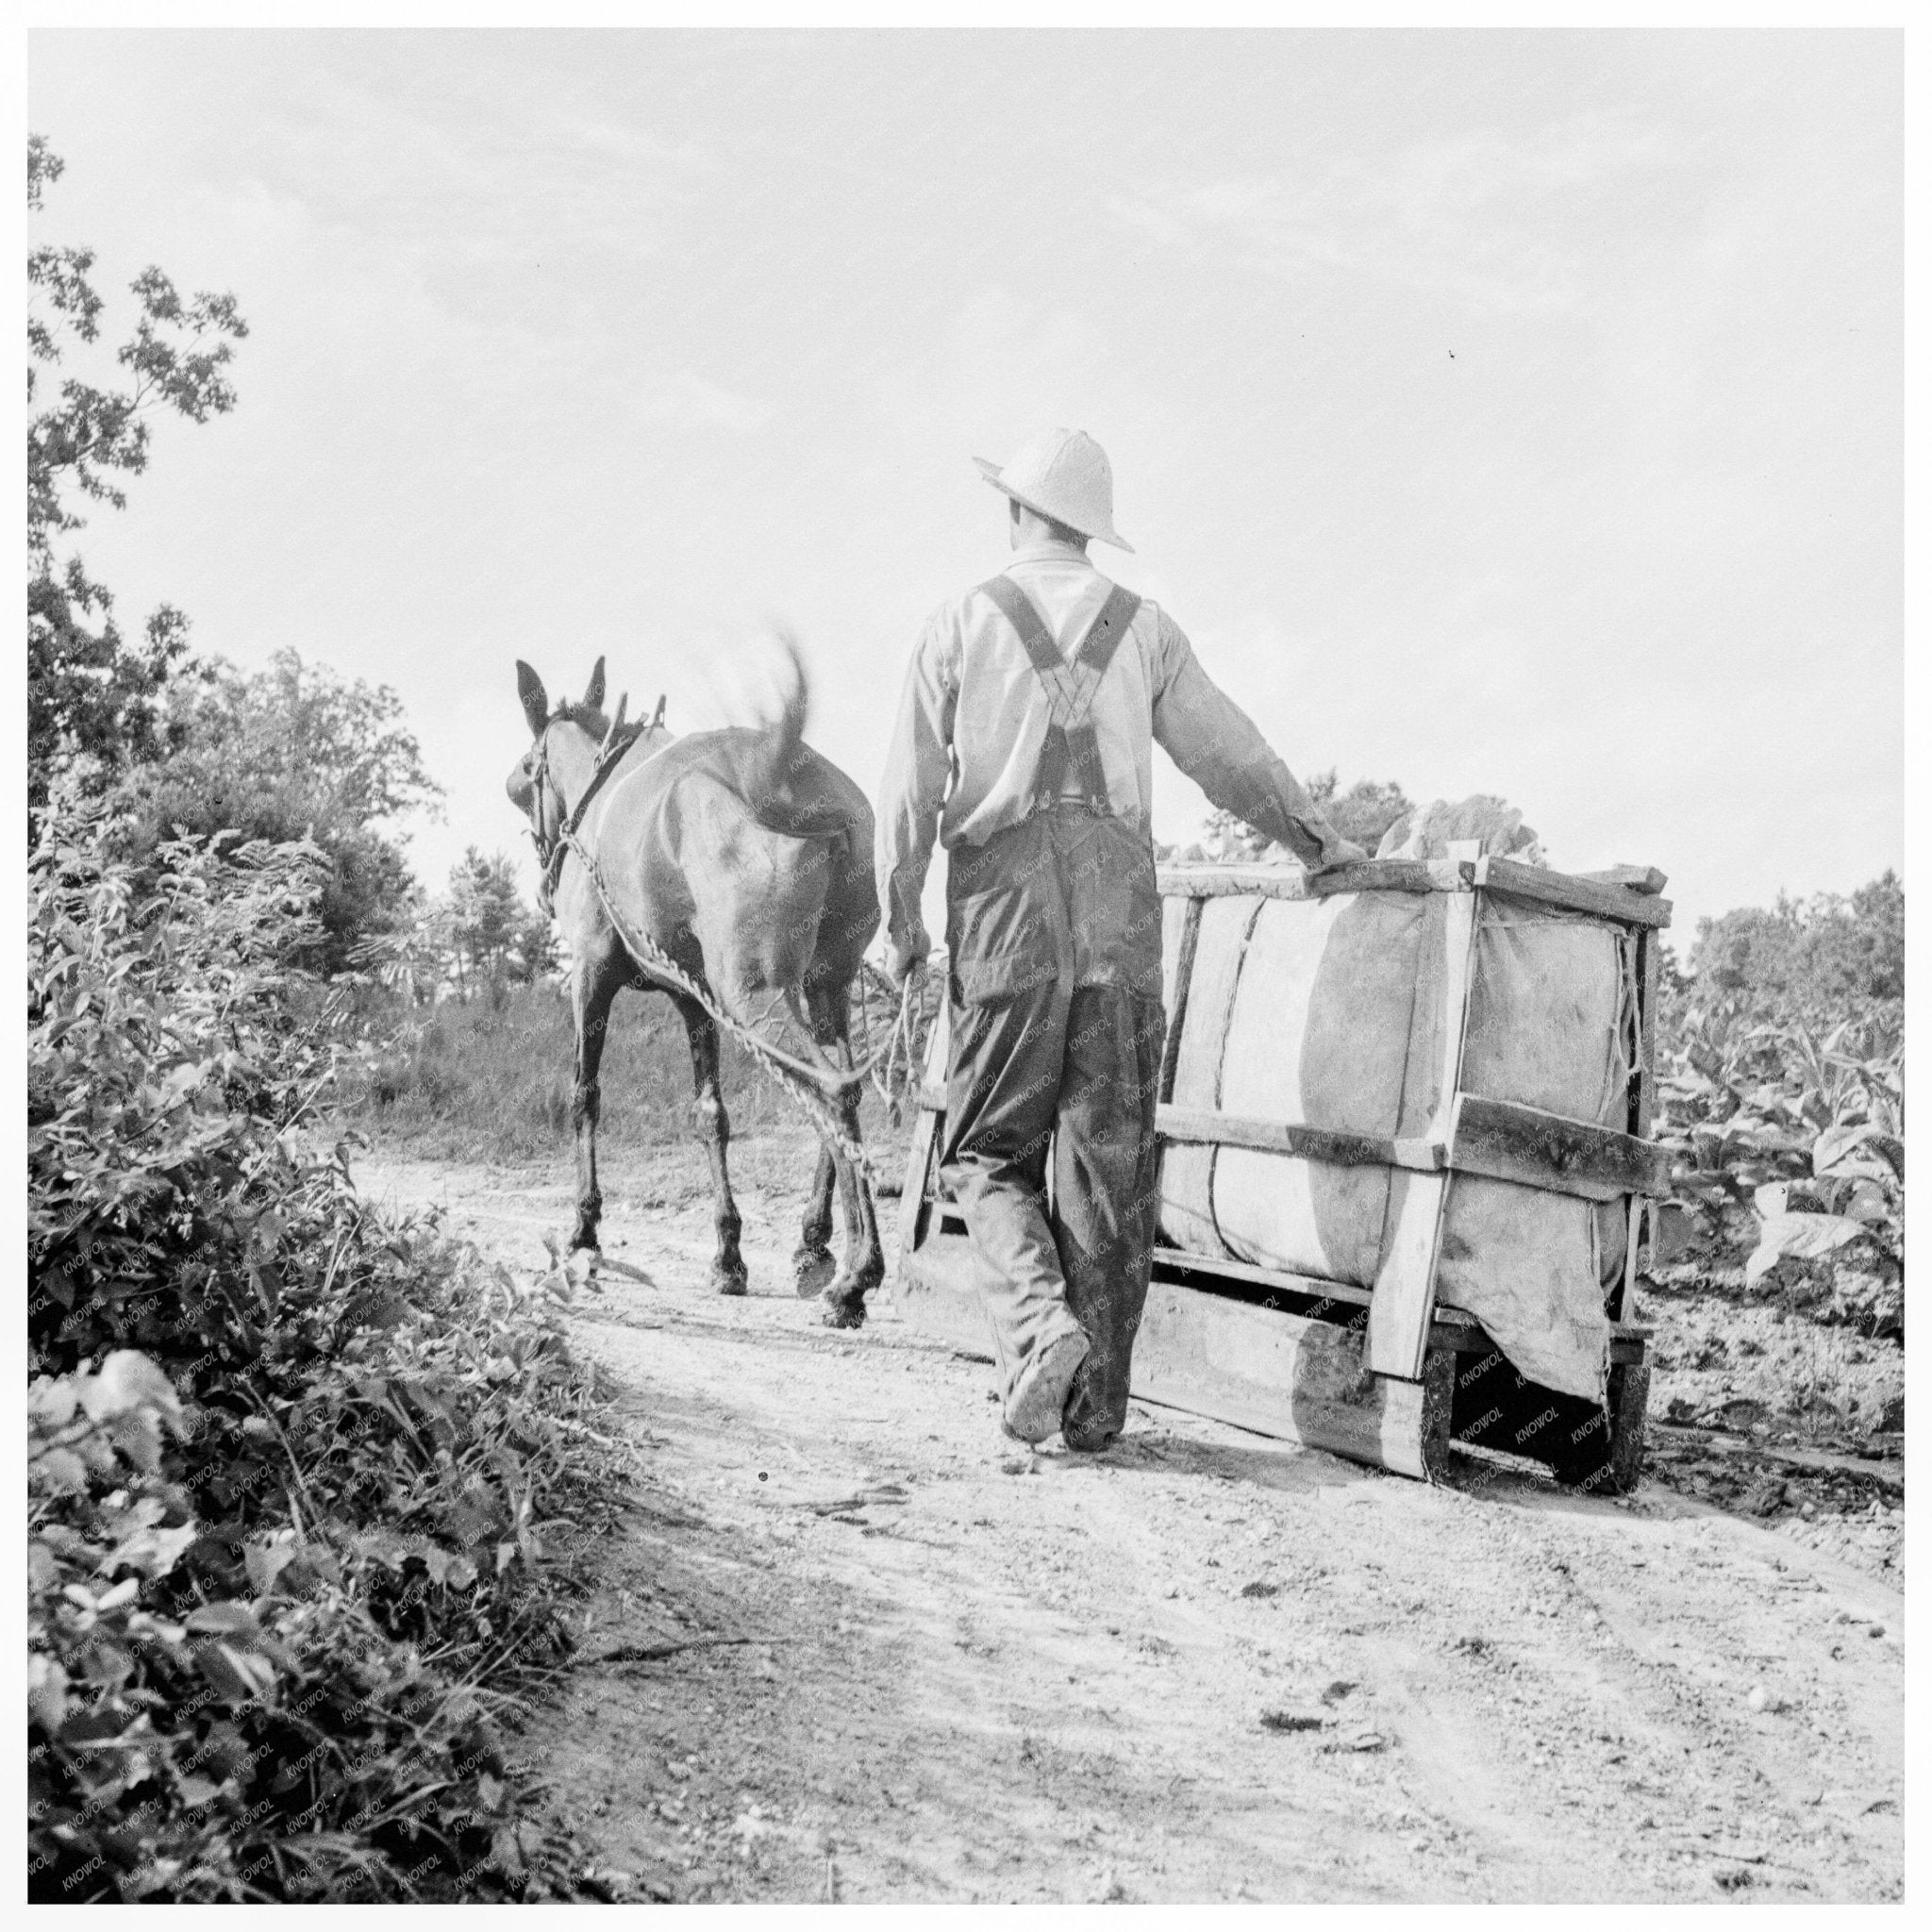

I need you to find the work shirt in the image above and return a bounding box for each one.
[876,539,1351,976]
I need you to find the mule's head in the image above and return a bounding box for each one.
[508,657,672,857]
[506,657,610,810]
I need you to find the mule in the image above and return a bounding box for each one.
[507,652,886,1328]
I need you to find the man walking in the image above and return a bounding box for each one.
[877,428,1363,1452]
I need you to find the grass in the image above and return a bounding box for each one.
[347,982,908,1168]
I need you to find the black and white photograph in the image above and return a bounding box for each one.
[25,17,1907,1907]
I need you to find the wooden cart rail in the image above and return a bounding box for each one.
[906,1223,1655,1367]
[1157,856,1673,928]
[1145,1244,1652,1365]
[914,1086,1671,1205]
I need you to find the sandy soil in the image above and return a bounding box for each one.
[356,1131,1904,1905]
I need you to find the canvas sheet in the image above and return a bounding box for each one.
[1157,887,1635,1402]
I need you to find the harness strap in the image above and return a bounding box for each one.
[978,575,1142,812]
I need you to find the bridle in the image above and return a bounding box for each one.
[522,711,650,914]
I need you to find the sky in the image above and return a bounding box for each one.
[27,29,1903,947]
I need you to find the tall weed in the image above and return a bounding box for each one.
[342,966,928,1165]
[343,982,791,1158]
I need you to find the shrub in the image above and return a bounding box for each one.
[28,794,624,1900]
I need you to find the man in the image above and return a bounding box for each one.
[877,427,1365,1452]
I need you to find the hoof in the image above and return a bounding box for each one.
[712,1264,749,1297]
[819,1289,867,1331]
[792,1246,838,1298]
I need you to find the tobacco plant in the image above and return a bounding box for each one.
[1651,991,1904,1338]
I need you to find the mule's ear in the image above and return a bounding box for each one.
[583,657,607,712]
[651,693,667,728]
[515,660,549,737]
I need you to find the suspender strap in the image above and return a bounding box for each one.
[1071,582,1141,683]
[977,575,1142,811]
[1055,582,1139,808]
[978,575,1063,679]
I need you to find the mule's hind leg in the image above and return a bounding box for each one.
[675,994,748,1294]
[794,1141,839,1298]
[808,985,886,1330]
[569,954,626,1252]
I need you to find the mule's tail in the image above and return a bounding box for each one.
[740,630,810,810]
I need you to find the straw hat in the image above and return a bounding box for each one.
[973,427,1134,553]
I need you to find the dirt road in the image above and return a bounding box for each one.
[358,1133,1904,1904]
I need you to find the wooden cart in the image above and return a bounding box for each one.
[892,849,1672,1489]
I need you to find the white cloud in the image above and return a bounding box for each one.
[868,285,1120,444]
[1109,108,1701,317]
[637,370,778,435]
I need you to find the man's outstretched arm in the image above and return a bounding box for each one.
[874,617,957,979]
[1150,611,1364,869]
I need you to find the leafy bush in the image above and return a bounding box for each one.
[28,795,624,1900]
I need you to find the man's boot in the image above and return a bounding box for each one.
[1004,1328,1091,1444]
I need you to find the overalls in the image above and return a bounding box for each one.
[939,575,1169,1450]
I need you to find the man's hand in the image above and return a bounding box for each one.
[1307,838,1370,887]
[887,941,929,991]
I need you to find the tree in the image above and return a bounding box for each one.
[1691,872,1905,1013]
[1306,771,1416,853]
[1179,772,1418,864]
[106,649,441,974]
[449,849,521,1001]
[27,135,247,803]
[448,849,556,1003]
[351,858,555,1008]
[131,647,441,825]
